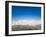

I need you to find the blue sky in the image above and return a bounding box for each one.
[12,6,41,20]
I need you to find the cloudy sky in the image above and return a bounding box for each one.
[12,6,41,25]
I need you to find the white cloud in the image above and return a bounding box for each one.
[12,19,41,26]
